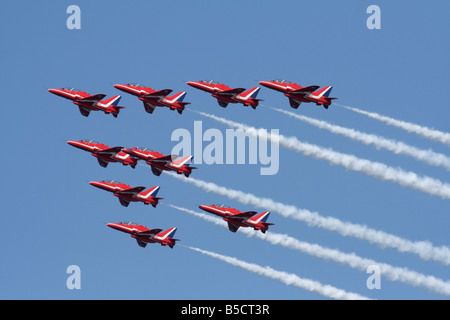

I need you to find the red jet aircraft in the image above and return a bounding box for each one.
[89,180,162,207]
[122,147,196,177]
[259,80,337,109]
[107,222,179,248]
[113,83,190,114]
[186,80,262,109]
[48,88,125,117]
[67,139,138,168]
[199,204,274,233]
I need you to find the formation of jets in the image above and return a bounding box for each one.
[49,79,336,117]
[53,78,332,248]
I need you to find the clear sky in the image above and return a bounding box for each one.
[1,1,449,300]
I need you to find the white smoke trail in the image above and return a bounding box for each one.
[170,205,450,296]
[335,103,450,147]
[186,245,371,300]
[191,109,450,200]
[271,107,450,171]
[167,173,450,266]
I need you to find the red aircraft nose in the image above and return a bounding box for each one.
[107,223,122,231]
[113,84,131,93]
[89,181,103,188]
[258,81,273,88]
[67,140,77,147]
[198,205,211,212]
[113,84,126,90]
[186,81,199,88]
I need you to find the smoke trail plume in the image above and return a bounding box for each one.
[186,245,371,300]
[335,103,450,147]
[167,173,450,266]
[271,107,450,171]
[191,109,450,200]
[171,205,450,296]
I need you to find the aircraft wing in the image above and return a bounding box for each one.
[227,222,240,233]
[216,88,246,96]
[96,146,124,155]
[143,89,173,99]
[119,198,130,207]
[97,158,109,168]
[228,211,258,221]
[217,99,229,108]
[116,186,146,196]
[151,154,178,162]
[288,98,301,109]
[76,94,107,105]
[78,106,91,117]
[289,85,320,95]
[150,165,163,176]
[136,239,147,248]
[137,229,163,236]
[143,101,157,114]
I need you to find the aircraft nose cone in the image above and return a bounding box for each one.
[89,181,100,187]
[258,81,271,87]
[198,205,209,211]
[186,81,197,87]
[67,140,76,147]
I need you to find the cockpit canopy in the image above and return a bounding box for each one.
[200,80,220,84]
[135,146,154,152]
[212,204,231,208]
[272,79,294,84]
[128,83,146,88]
[119,221,139,226]
[62,87,83,92]
[101,179,123,184]
[78,139,100,144]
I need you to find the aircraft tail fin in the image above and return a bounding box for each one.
[166,91,187,103]
[250,211,271,223]
[157,227,177,240]
[102,95,122,107]
[171,155,194,167]
[238,87,261,100]
[140,186,161,198]
[314,86,333,98]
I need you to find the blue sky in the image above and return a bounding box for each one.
[1,1,449,299]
